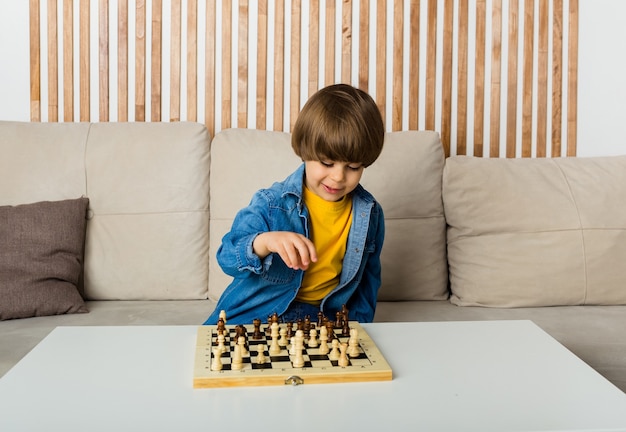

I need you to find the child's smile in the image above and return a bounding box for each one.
[304,160,364,202]
[322,183,343,195]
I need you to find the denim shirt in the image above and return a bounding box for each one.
[204,164,385,325]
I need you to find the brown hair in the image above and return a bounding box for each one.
[291,84,385,167]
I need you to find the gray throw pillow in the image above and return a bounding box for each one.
[0,197,90,320]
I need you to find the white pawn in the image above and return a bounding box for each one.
[256,344,267,364]
[308,329,318,347]
[318,327,329,355]
[278,327,288,347]
[218,310,227,324]
[289,336,297,355]
[328,339,340,360]
[231,343,243,370]
[347,328,360,357]
[211,346,224,371]
[217,333,226,353]
[338,342,349,367]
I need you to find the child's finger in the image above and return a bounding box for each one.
[294,238,317,269]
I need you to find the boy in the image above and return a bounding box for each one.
[204,84,385,325]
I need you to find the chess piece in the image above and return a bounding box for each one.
[338,342,349,367]
[217,318,226,335]
[317,311,325,328]
[325,321,335,342]
[308,329,318,348]
[271,312,280,324]
[288,336,296,355]
[342,317,350,337]
[266,313,279,336]
[278,327,288,347]
[235,325,246,345]
[318,327,329,355]
[269,322,281,355]
[219,310,227,324]
[252,318,263,340]
[211,346,224,371]
[238,336,248,356]
[231,344,243,370]
[292,330,305,368]
[341,304,349,322]
[265,315,273,335]
[266,313,279,335]
[217,333,226,353]
[347,328,359,357]
[256,344,267,364]
[328,339,340,360]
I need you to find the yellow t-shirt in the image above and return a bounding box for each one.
[296,186,353,305]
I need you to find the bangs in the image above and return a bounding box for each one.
[300,120,365,163]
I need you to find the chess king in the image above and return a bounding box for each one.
[203,84,385,325]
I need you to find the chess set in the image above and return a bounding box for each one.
[193,310,392,388]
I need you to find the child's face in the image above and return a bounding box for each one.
[304,160,364,202]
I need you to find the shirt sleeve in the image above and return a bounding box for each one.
[216,191,273,276]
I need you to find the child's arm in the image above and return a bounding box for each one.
[216,189,316,277]
[252,232,317,271]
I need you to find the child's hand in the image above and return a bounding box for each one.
[253,232,318,270]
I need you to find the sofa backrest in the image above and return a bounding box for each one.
[0,121,210,300]
[208,128,448,303]
[2,121,449,303]
[443,155,626,307]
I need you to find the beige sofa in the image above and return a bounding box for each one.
[1,121,625,393]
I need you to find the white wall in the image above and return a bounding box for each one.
[0,2,30,122]
[576,0,626,156]
[2,1,625,157]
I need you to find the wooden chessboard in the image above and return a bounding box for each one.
[193,321,392,388]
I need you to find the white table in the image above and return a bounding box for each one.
[1,321,625,432]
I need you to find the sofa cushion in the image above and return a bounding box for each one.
[0,121,211,301]
[83,122,210,300]
[0,198,89,320]
[208,129,448,303]
[443,155,626,307]
[360,131,448,301]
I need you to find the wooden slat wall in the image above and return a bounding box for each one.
[79,0,90,121]
[134,0,145,121]
[29,0,579,157]
[118,0,128,121]
[505,0,518,158]
[47,0,58,121]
